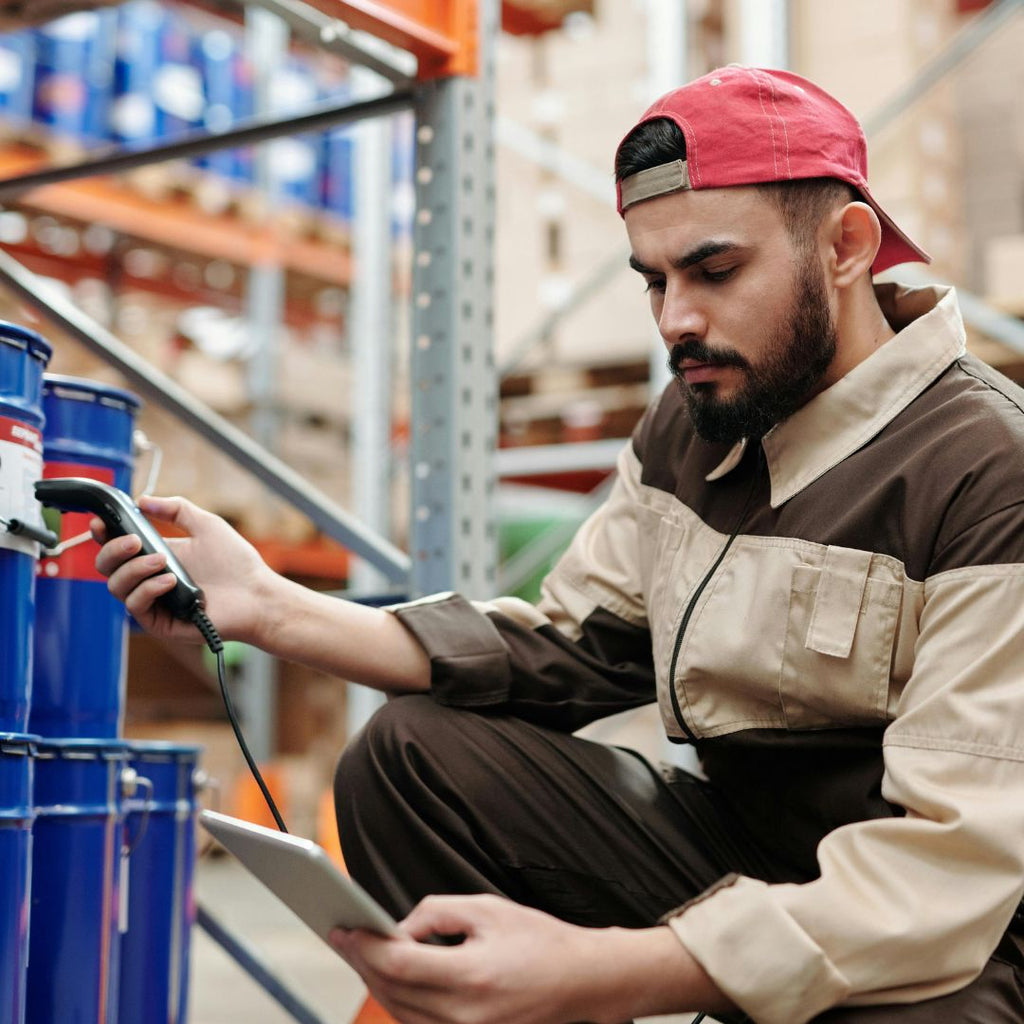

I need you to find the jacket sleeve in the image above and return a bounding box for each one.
[663,506,1024,1023]
[389,438,657,733]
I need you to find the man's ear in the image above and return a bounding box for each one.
[827,202,882,286]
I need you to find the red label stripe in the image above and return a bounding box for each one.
[0,414,43,454]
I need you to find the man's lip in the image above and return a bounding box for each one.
[680,361,728,383]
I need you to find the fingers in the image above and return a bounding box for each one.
[330,898,591,1024]
[330,931,460,1024]
[89,516,107,545]
[401,894,496,944]
[94,533,143,578]
[94,531,176,623]
[120,570,178,623]
[101,544,177,620]
[92,494,199,593]
[137,494,204,531]
[331,929,458,990]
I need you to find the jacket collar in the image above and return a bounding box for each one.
[705,283,966,506]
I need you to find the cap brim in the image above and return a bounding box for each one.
[859,184,931,274]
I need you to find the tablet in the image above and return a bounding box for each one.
[200,810,399,944]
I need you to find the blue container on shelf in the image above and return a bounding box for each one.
[194,26,254,184]
[0,733,36,1024]
[319,79,355,223]
[266,61,321,207]
[31,375,140,739]
[109,1,161,146]
[112,0,203,147]
[321,126,355,222]
[0,31,36,125]
[321,126,354,221]
[119,741,203,1024]
[27,738,135,1024]
[32,9,117,143]
[0,322,51,735]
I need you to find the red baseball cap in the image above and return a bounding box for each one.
[615,65,930,274]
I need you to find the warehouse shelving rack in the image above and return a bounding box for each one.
[0,1,512,1018]
[0,0,503,599]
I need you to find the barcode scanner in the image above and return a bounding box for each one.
[34,477,205,621]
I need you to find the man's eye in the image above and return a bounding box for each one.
[702,267,735,283]
[644,278,666,294]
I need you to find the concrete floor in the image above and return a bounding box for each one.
[188,852,366,1024]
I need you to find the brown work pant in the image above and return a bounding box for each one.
[334,694,1024,1023]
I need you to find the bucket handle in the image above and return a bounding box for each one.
[121,768,155,856]
[132,429,163,499]
[194,768,224,858]
[120,768,154,935]
[45,528,93,557]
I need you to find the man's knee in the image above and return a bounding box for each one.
[335,694,456,804]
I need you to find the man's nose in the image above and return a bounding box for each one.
[657,285,707,347]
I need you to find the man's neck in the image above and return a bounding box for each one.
[825,278,897,389]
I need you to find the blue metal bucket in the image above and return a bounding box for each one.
[118,741,203,1024]
[0,734,36,1024]
[267,62,321,207]
[0,323,52,735]
[31,9,117,144]
[194,27,254,184]
[112,2,203,147]
[0,32,36,126]
[31,375,141,739]
[27,739,135,1024]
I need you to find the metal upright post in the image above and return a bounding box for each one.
[408,0,499,598]
[738,0,789,67]
[644,0,692,768]
[645,0,688,395]
[347,65,395,733]
[237,6,291,763]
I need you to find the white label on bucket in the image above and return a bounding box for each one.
[0,414,44,555]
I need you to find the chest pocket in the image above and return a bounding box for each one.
[780,545,903,728]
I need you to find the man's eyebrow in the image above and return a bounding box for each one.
[628,241,744,275]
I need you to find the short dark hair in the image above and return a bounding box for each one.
[615,118,856,250]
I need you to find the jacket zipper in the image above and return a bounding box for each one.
[666,454,761,743]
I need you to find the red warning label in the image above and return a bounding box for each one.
[0,414,43,454]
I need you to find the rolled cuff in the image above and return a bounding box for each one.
[390,592,512,705]
[663,875,851,1024]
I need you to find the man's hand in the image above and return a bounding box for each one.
[93,494,276,645]
[93,494,431,692]
[329,894,732,1024]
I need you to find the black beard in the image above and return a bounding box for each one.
[669,255,838,444]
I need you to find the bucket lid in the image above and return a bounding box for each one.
[33,737,131,760]
[0,321,52,365]
[0,733,39,756]
[42,374,142,412]
[126,740,203,760]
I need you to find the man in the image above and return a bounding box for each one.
[98,67,1024,1022]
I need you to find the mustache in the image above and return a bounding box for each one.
[668,341,749,376]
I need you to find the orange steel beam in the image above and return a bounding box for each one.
[501,2,564,35]
[0,148,351,287]
[304,0,478,78]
